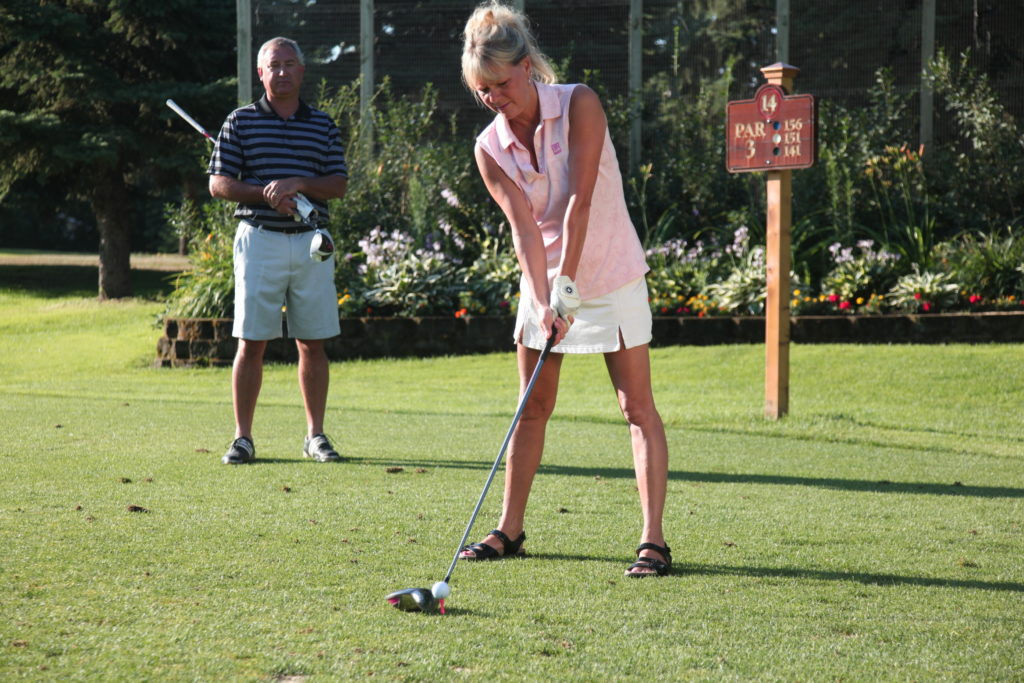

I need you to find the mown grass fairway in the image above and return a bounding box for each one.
[1,261,1023,680]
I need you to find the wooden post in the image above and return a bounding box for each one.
[920,0,936,152]
[236,0,252,106]
[628,0,643,174]
[775,0,790,63]
[360,0,375,144]
[764,168,792,419]
[760,63,799,419]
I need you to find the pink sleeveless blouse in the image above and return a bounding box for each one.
[475,82,649,300]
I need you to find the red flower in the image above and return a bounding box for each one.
[660,307,668,314]
[914,292,922,300]
[839,300,851,310]
[922,302,931,312]
[969,294,982,304]
[827,293,839,303]
[675,307,684,314]
[698,311,705,318]
[454,308,468,318]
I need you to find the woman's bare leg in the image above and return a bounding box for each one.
[461,344,563,556]
[605,342,670,574]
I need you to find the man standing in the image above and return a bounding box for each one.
[208,37,348,465]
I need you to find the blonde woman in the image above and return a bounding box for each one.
[458,1,671,577]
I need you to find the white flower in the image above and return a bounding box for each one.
[441,188,460,208]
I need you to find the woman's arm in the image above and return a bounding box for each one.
[558,85,607,281]
[475,144,568,342]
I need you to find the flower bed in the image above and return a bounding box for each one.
[155,311,1024,367]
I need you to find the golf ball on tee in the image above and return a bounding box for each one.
[431,581,451,599]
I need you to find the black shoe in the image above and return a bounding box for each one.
[303,433,341,462]
[222,436,255,465]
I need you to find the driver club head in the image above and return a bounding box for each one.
[385,588,437,613]
[309,229,335,262]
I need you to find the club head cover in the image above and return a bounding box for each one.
[310,229,335,262]
[294,193,318,224]
[549,275,580,321]
[385,588,437,612]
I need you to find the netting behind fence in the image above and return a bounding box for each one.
[249,0,1024,138]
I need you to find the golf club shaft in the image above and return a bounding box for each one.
[442,332,557,584]
[166,99,214,141]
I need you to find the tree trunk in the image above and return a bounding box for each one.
[93,174,134,300]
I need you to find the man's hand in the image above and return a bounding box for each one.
[263,181,298,215]
[549,275,580,322]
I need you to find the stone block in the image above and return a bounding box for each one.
[156,312,1024,366]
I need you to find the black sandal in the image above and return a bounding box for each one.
[460,529,526,561]
[625,542,672,577]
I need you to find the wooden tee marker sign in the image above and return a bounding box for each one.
[725,63,817,419]
[726,83,816,172]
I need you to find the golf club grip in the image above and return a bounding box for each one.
[443,331,557,583]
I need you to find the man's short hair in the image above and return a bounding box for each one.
[258,37,305,67]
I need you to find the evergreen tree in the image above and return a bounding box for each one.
[0,0,234,298]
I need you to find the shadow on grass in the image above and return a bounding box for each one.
[0,264,178,299]
[683,562,1024,593]
[524,553,1024,593]
[371,457,1024,499]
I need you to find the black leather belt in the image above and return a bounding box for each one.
[243,219,313,234]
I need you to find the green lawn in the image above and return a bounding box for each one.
[1,265,1022,680]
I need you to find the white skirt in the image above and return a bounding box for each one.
[514,276,653,354]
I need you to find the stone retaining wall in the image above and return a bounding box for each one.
[155,311,1024,367]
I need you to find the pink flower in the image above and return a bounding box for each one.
[827,293,839,303]
[914,292,922,300]
[839,300,851,310]
[922,302,931,312]
[969,294,982,304]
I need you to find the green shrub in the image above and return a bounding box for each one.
[161,199,236,319]
[819,240,903,303]
[886,266,961,313]
[935,228,1024,301]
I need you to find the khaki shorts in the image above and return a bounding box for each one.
[232,222,340,340]
[515,276,652,354]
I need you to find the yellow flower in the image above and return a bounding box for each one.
[793,289,801,297]
[856,297,864,305]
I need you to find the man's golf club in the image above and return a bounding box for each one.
[164,98,319,227]
[386,331,557,614]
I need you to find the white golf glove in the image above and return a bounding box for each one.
[549,275,580,321]
[309,229,335,262]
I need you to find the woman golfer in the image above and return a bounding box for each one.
[458,1,671,577]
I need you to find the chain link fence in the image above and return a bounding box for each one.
[247,1,1023,140]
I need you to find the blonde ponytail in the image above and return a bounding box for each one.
[461,1,556,97]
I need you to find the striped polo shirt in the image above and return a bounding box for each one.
[207,95,347,230]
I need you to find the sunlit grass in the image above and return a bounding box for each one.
[1,283,1022,680]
